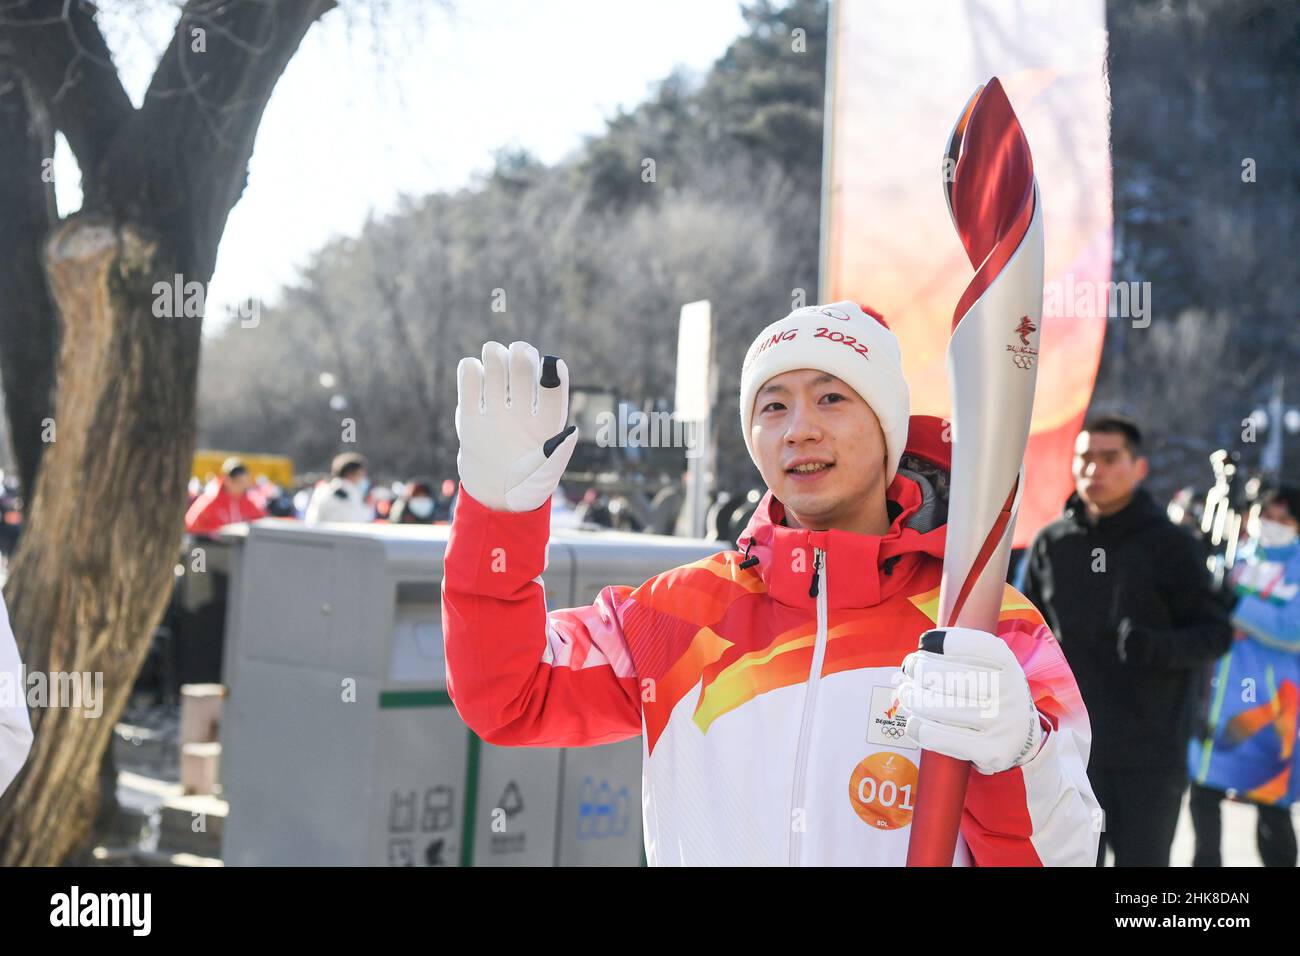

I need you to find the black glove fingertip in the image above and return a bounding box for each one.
[543,424,576,458]
[540,355,561,388]
[919,628,945,654]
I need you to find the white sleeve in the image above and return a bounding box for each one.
[304,486,326,525]
[314,490,345,524]
[0,591,33,797]
[349,496,372,523]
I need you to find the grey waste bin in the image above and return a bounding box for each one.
[217,518,718,866]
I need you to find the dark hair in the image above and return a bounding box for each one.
[1261,484,1300,522]
[331,452,367,480]
[1081,414,1143,457]
[405,477,435,499]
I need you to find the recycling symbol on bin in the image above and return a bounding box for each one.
[576,776,630,840]
[498,781,524,819]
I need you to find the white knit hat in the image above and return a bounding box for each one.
[739,301,911,485]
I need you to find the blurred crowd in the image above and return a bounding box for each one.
[179,455,670,538]
[180,452,650,537]
[182,453,458,534]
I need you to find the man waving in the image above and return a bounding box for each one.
[442,302,1099,866]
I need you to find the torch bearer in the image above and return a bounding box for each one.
[905,77,1044,866]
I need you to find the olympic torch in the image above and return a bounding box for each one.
[905,78,1044,866]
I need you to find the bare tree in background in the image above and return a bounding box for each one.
[1099,0,1300,497]
[0,0,335,865]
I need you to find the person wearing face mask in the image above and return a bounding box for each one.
[390,478,438,524]
[305,453,372,525]
[1020,416,1233,866]
[434,478,458,522]
[1188,484,1300,866]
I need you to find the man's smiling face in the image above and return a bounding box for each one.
[749,367,890,535]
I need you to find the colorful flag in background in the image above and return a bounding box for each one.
[822,0,1112,546]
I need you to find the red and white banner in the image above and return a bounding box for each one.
[822,0,1111,546]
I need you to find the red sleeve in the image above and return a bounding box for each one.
[441,484,643,747]
[959,589,1100,866]
[185,493,222,535]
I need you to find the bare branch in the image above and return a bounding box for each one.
[0,0,134,191]
[97,0,337,276]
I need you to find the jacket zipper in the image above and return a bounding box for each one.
[789,546,827,866]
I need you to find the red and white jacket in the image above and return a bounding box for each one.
[184,485,266,535]
[442,422,1100,866]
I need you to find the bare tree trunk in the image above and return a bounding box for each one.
[0,0,336,865]
[371,253,441,437]
[300,284,370,439]
[0,65,59,497]
[0,220,199,864]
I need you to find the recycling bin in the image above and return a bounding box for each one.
[217,517,717,865]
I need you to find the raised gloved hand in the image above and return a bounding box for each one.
[455,340,578,513]
[890,626,1046,775]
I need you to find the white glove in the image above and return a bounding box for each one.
[455,340,579,513]
[890,626,1045,775]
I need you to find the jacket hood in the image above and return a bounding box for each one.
[735,415,951,610]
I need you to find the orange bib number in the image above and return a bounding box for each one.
[848,752,918,830]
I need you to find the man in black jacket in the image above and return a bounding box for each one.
[1022,416,1232,866]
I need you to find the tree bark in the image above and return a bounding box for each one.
[0,219,199,865]
[0,64,59,498]
[0,0,337,866]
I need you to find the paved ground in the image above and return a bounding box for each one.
[1166,790,1299,867]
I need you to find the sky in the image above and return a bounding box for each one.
[54,0,750,329]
